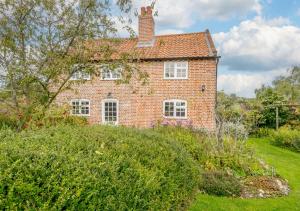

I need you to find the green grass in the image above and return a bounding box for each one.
[189,138,300,211]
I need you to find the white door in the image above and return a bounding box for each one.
[102,99,118,125]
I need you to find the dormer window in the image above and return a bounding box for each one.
[70,64,91,81]
[164,61,188,79]
[101,66,122,80]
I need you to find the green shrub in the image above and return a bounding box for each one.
[200,171,242,197]
[251,128,275,138]
[154,126,264,177]
[223,122,248,140]
[0,125,201,210]
[0,115,17,129]
[26,105,88,129]
[271,128,300,152]
[201,138,264,176]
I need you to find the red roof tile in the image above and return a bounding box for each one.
[91,30,217,61]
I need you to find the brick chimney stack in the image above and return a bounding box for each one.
[137,6,155,47]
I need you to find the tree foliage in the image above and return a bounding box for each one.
[217,67,300,134]
[255,86,291,128]
[273,67,300,104]
[0,0,148,130]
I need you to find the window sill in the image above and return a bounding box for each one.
[101,122,119,126]
[163,116,188,120]
[101,78,121,81]
[71,114,90,117]
[69,79,91,81]
[163,78,188,80]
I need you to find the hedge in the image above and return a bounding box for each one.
[0,125,202,210]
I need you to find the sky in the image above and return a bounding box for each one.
[121,0,300,98]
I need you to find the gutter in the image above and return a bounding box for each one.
[90,56,220,63]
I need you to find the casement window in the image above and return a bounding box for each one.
[101,66,122,80]
[164,61,188,79]
[163,100,187,118]
[102,99,118,125]
[70,64,91,80]
[71,99,90,116]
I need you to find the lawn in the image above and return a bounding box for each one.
[189,138,300,211]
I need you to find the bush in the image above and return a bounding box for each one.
[0,115,17,129]
[223,121,248,140]
[154,126,264,177]
[251,128,274,138]
[26,105,88,129]
[0,125,201,210]
[271,128,300,152]
[200,171,242,197]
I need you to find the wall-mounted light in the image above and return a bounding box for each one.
[201,85,206,92]
[107,92,112,98]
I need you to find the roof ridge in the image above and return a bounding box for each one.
[92,31,206,41]
[155,31,206,38]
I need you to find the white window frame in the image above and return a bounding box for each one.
[102,99,119,125]
[164,61,188,80]
[100,66,122,81]
[70,64,91,81]
[163,99,187,119]
[70,99,91,116]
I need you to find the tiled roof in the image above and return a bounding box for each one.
[91,30,217,61]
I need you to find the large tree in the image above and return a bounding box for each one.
[273,66,300,104]
[255,86,291,128]
[0,0,146,129]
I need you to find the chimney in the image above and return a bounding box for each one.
[137,6,155,47]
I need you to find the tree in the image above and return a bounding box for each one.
[255,86,292,128]
[0,0,146,130]
[273,66,300,104]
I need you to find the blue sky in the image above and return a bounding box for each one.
[126,0,300,98]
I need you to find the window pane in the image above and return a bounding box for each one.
[72,101,79,114]
[165,63,175,78]
[70,64,90,80]
[164,102,174,117]
[173,101,186,117]
[177,68,187,78]
[112,70,121,79]
[81,72,90,80]
[102,67,122,80]
[102,68,110,79]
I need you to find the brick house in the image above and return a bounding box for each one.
[56,6,219,131]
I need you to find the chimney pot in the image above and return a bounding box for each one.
[146,6,152,15]
[141,7,146,15]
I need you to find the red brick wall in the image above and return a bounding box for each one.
[55,59,217,130]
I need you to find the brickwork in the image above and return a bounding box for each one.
[55,59,217,130]
[56,5,218,130]
[138,6,155,43]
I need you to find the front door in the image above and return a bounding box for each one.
[102,99,118,125]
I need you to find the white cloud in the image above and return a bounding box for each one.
[218,68,287,98]
[214,16,300,71]
[133,0,262,28]
[157,29,185,35]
